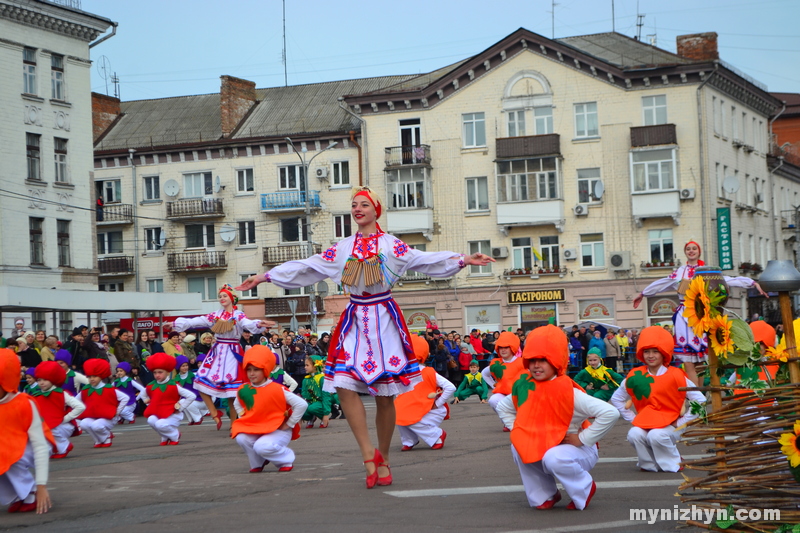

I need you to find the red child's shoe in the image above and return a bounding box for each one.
[250,460,269,473]
[278,465,293,472]
[536,491,562,510]
[167,432,181,445]
[159,440,168,446]
[567,481,596,510]
[96,441,112,448]
[16,500,37,513]
[128,417,135,424]
[71,426,82,438]
[51,442,74,459]
[7,501,23,513]
[305,422,314,429]
[502,427,511,432]
[431,430,447,450]
[401,445,415,452]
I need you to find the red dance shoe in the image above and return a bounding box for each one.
[502,427,511,432]
[376,460,392,487]
[7,501,23,513]
[306,422,315,429]
[94,441,112,448]
[71,426,82,437]
[129,417,136,424]
[431,430,447,450]
[167,432,181,445]
[51,442,74,459]
[401,445,415,452]
[278,465,293,472]
[567,481,596,510]
[535,491,562,510]
[250,460,270,473]
[16,500,37,513]
[364,449,382,489]
[159,440,168,446]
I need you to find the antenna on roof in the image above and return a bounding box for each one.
[111,72,120,100]
[636,14,645,41]
[282,0,288,87]
[548,0,558,39]
[611,0,615,32]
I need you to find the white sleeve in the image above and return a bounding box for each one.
[267,242,347,288]
[73,372,89,388]
[138,387,150,403]
[574,390,620,447]
[284,389,308,427]
[640,276,679,296]
[724,275,756,289]
[26,399,49,486]
[434,374,456,407]
[173,315,214,332]
[130,380,146,394]
[481,366,496,388]
[114,390,128,416]
[62,392,86,424]
[496,395,517,429]
[395,242,465,278]
[176,385,197,411]
[233,396,244,417]
[237,312,266,334]
[609,379,635,422]
[676,377,707,427]
[282,374,298,392]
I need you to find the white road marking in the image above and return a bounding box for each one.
[497,519,649,533]
[385,479,681,498]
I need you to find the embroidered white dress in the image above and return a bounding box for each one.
[173,310,265,398]
[266,232,465,396]
[641,264,755,363]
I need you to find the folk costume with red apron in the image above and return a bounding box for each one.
[484,332,524,429]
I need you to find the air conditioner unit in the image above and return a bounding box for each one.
[573,203,589,216]
[315,167,329,179]
[563,248,578,261]
[609,251,631,271]
[492,246,509,259]
[680,188,696,200]
[755,192,764,204]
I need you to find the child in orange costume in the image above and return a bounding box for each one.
[395,335,456,451]
[496,325,619,510]
[610,326,706,472]
[0,349,54,514]
[77,359,128,449]
[138,353,198,446]
[32,361,85,459]
[484,331,525,431]
[232,346,308,473]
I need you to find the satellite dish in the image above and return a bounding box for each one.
[213,175,224,193]
[722,175,740,194]
[164,179,180,197]
[219,224,237,243]
[316,281,329,298]
[593,180,605,200]
[158,232,167,247]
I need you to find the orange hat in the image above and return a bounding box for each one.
[411,335,430,363]
[749,321,776,348]
[147,352,176,373]
[83,358,111,379]
[521,325,569,376]
[35,361,67,387]
[495,331,520,354]
[242,345,276,375]
[636,326,674,365]
[0,348,21,393]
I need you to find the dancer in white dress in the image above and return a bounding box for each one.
[237,187,493,489]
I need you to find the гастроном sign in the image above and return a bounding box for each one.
[507,288,565,304]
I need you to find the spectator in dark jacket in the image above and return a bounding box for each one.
[63,328,86,371]
[16,338,42,369]
[83,330,111,362]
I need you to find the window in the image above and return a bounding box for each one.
[280,217,308,242]
[51,54,64,100]
[145,227,163,251]
[99,282,124,292]
[284,286,312,296]
[631,149,676,192]
[741,112,748,144]
[534,106,554,134]
[238,221,256,246]
[147,279,164,293]
[507,110,525,137]
[404,244,428,279]
[143,176,160,200]
[187,277,217,301]
[731,105,738,140]
[642,95,667,126]
[512,237,532,270]
[333,214,352,239]
[468,241,491,274]
[184,172,212,197]
[236,168,254,193]
[712,96,720,134]
[185,224,215,248]
[57,220,70,267]
[753,117,759,150]
[32,312,46,332]
[97,179,121,203]
[749,234,755,263]
[577,168,602,203]
[720,99,728,137]
[580,233,604,268]
[240,273,257,298]
[462,112,486,147]
[332,161,350,186]
[648,229,673,263]
[466,176,489,211]
[27,133,41,181]
[23,48,36,95]
[496,157,558,202]
[97,231,123,255]
[279,165,304,190]
[54,138,67,183]
[30,217,44,265]
[387,167,428,209]
[540,236,560,269]
[58,312,72,341]
[574,102,598,138]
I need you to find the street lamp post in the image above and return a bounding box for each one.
[285,138,338,333]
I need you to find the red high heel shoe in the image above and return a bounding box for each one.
[377,458,392,486]
[212,412,222,431]
[364,449,382,489]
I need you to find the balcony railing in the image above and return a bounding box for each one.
[630,124,677,147]
[496,134,560,158]
[98,255,134,275]
[166,198,224,219]
[260,190,321,211]
[399,271,431,282]
[640,259,680,271]
[262,244,323,265]
[264,296,325,317]
[384,145,431,167]
[503,266,567,278]
[97,203,133,225]
[167,251,227,272]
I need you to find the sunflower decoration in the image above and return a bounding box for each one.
[683,276,714,337]
[708,314,735,357]
[778,420,800,468]
[766,346,790,363]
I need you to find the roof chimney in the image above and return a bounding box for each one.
[676,32,719,61]
[220,75,256,138]
[91,92,121,142]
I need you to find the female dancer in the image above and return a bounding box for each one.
[237,187,493,488]
[632,240,766,385]
[166,284,271,429]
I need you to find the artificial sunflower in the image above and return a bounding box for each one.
[683,276,714,337]
[766,346,789,363]
[708,314,734,357]
[778,420,800,468]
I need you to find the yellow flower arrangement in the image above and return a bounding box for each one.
[683,276,714,338]
[708,314,734,356]
[766,346,789,363]
[778,420,800,468]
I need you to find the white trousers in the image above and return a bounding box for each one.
[398,406,446,448]
[51,422,75,454]
[627,426,682,472]
[147,413,183,443]
[488,393,509,428]
[119,403,136,422]
[79,417,116,445]
[0,444,35,505]
[183,400,207,423]
[511,443,599,510]
[235,430,294,469]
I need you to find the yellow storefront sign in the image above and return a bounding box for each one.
[507,288,565,304]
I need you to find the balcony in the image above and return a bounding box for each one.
[496,199,564,232]
[262,244,323,265]
[384,145,431,168]
[97,204,133,225]
[631,191,680,227]
[98,255,134,276]
[166,198,224,219]
[167,251,227,272]
[264,296,325,317]
[496,134,560,159]
[640,259,680,272]
[386,208,434,239]
[630,124,677,147]
[503,266,567,279]
[260,191,320,212]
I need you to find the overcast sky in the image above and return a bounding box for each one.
[81,0,800,101]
